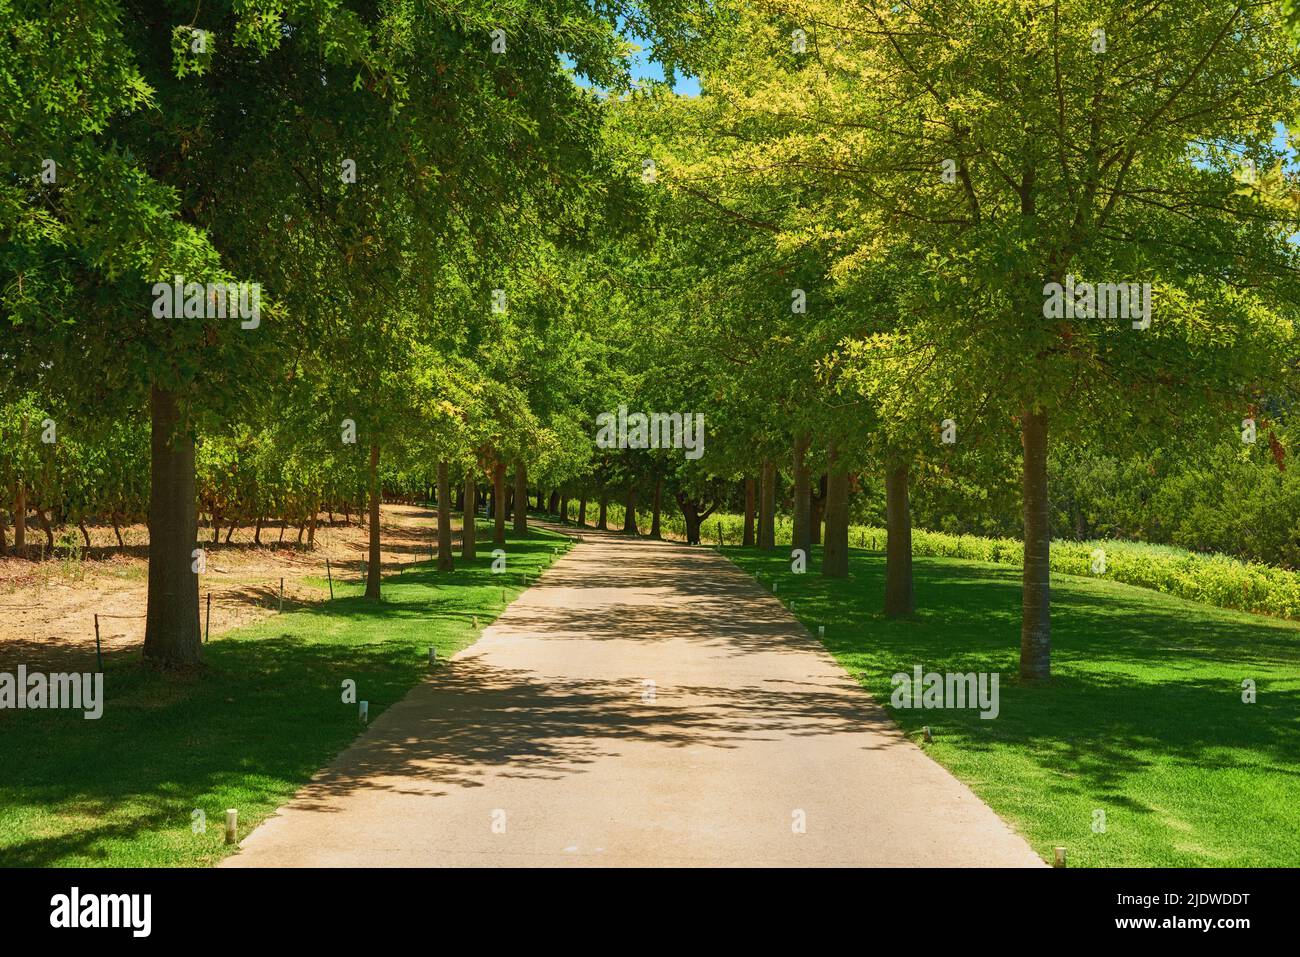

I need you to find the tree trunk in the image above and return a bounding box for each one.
[743,476,755,546]
[597,492,608,530]
[143,384,202,668]
[437,460,455,571]
[884,459,914,617]
[810,474,826,545]
[792,432,812,559]
[559,494,568,524]
[650,478,663,538]
[365,443,382,598]
[307,509,317,548]
[513,460,528,534]
[548,490,560,515]
[622,485,638,535]
[677,494,703,545]
[822,443,849,578]
[577,495,587,528]
[37,508,54,548]
[13,480,25,552]
[493,462,506,545]
[758,459,776,550]
[536,489,545,512]
[1020,408,1052,680]
[462,471,477,560]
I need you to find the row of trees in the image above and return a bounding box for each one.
[590,1,1300,681]
[4,1,1298,685]
[1,0,706,666]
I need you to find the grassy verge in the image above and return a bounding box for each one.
[611,506,1300,621]
[725,544,1300,866]
[0,528,569,867]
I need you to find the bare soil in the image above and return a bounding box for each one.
[0,503,459,670]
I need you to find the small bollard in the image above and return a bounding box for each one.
[818,625,825,637]
[502,588,507,603]
[923,726,933,743]
[1053,846,1067,868]
[772,581,778,593]
[428,646,437,668]
[359,700,369,724]
[224,809,238,845]
[471,616,478,629]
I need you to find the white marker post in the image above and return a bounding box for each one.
[359,701,369,724]
[224,809,238,845]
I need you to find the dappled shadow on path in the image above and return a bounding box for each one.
[280,654,903,811]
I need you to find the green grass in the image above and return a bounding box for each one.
[725,545,1300,867]
[630,508,1300,620]
[0,529,569,867]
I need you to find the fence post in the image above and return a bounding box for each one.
[93,613,103,673]
[205,592,211,643]
[279,577,284,612]
[326,558,334,600]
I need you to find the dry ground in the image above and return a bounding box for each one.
[0,503,472,670]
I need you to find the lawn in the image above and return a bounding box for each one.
[725,545,1300,867]
[0,529,569,867]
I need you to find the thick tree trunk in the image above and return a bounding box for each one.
[822,444,849,578]
[437,461,455,571]
[13,480,25,552]
[577,496,588,528]
[1020,408,1052,680]
[792,432,812,559]
[758,459,776,550]
[307,509,317,549]
[513,460,528,534]
[650,478,662,538]
[884,459,914,617]
[559,494,568,524]
[548,490,560,515]
[462,472,477,560]
[622,485,638,535]
[365,443,382,598]
[597,492,608,530]
[743,476,755,546]
[536,489,545,512]
[493,462,507,545]
[143,384,202,668]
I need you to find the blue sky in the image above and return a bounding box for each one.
[627,43,700,96]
